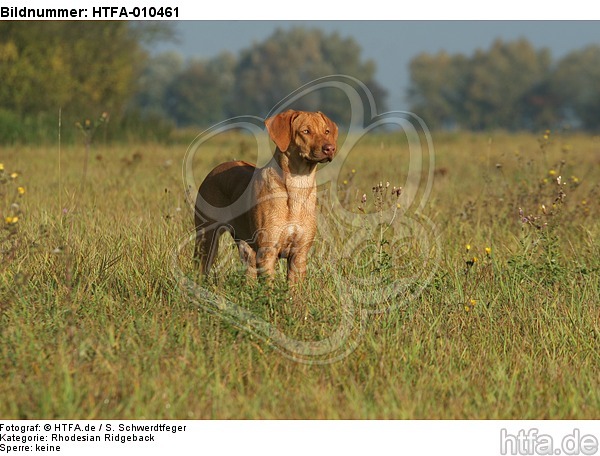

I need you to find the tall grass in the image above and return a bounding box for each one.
[0,110,174,145]
[0,130,598,418]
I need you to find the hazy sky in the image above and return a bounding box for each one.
[153,21,600,109]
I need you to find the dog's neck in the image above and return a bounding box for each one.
[269,148,318,190]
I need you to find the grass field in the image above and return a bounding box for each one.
[1,129,599,419]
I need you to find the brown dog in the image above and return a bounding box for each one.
[194,110,338,284]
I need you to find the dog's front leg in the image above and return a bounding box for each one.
[286,246,310,285]
[237,240,257,279]
[256,245,278,281]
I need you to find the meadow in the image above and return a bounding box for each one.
[0,128,598,419]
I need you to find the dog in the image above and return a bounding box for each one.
[193,110,338,285]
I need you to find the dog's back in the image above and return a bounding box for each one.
[197,161,255,210]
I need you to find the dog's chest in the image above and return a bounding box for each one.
[256,170,316,218]
[252,168,317,252]
[277,218,316,258]
[278,223,300,256]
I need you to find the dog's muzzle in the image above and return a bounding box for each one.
[308,143,336,163]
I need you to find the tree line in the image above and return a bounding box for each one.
[408,39,600,131]
[1,23,599,144]
[132,27,387,128]
[0,23,385,142]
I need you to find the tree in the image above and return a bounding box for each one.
[164,52,236,126]
[461,39,553,130]
[0,22,152,119]
[131,51,184,120]
[128,27,387,127]
[407,39,557,131]
[229,27,387,124]
[552,45,600,131]
[407,52,468,129]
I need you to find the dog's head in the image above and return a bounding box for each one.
[265,110,338,163]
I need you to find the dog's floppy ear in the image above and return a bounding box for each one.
[265,110,299,152]
[318,111,338,141]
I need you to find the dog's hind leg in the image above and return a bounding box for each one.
[193,225,221,277]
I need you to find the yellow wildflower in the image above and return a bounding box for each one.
[0,163,4,171]
[5,216,18,225]
[548,169,556,177]
[465,244,471,252]
[17,186,25,195]
[485,247,491,256]
[10,172,18,179]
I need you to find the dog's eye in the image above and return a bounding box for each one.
[302,129,310,134]
[325,129,330,134]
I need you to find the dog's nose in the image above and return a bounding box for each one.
[322,143,336,157]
